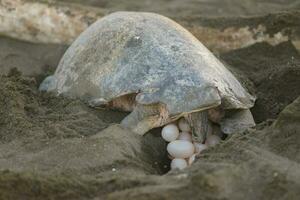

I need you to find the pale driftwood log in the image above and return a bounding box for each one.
[0,0,103,44]
[0,0,295,53]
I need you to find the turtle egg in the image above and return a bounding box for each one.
[205,135,221,147]
[167,140,195,158]
[171,158,188,170]
[161,124,179,142]
[178,132,192,142]
[194,142,208,154]
[178,118,191,132]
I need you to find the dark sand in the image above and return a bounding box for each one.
[0,1,300,200]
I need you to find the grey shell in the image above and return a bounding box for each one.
[41,12,255,116]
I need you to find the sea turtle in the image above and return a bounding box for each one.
[40,12,256,142]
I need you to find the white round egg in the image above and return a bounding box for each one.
[205,135,221,147]
[178,118,191,132]
[171,158,188,170]
[161,124,179,142]
[194,142,208,154]
[178,132,192,142]
[167,140,195,158]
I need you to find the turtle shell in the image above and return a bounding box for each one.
[41,12,255,116]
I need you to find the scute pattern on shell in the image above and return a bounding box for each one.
[44,12,255,115]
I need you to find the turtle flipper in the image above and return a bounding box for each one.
[121,103,169,135]
[220,109,255,134]
[186,111,213,143]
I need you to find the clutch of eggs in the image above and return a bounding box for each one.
[161,118,221,170]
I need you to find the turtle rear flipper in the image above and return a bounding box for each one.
[186,111,213,143]
[121,103,169,135]
[220,109,255,134]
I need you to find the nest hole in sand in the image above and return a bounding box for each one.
[108,93,228,173]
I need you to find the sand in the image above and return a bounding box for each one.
[0,1,299,199]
